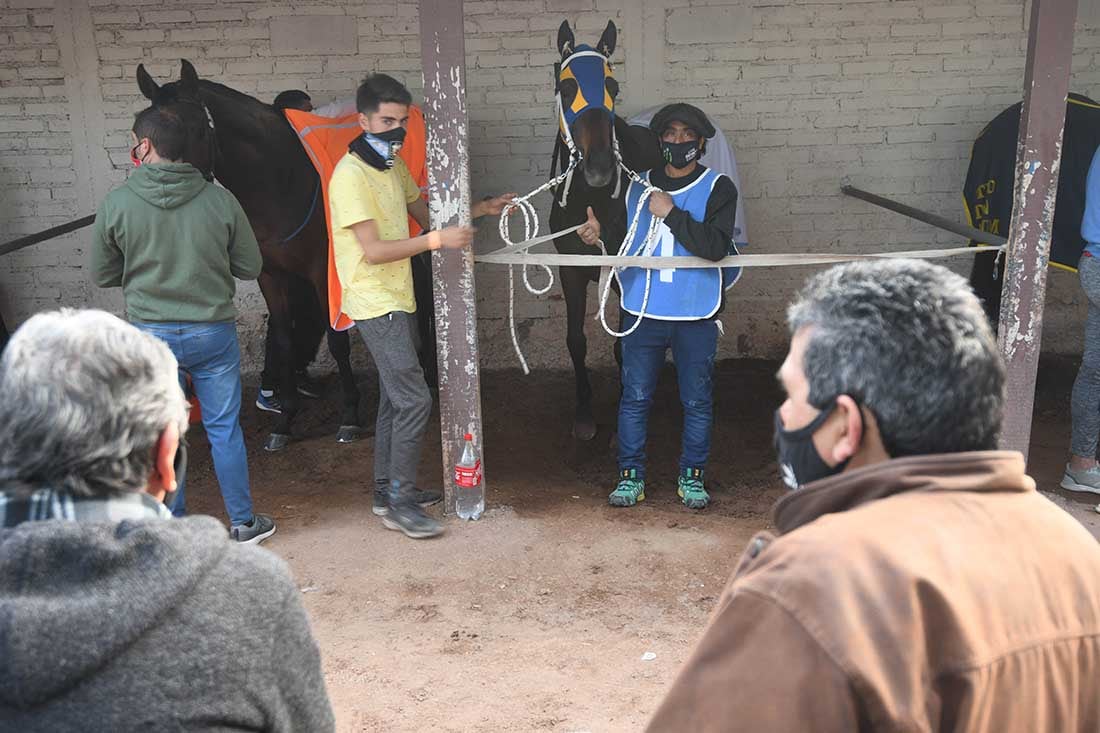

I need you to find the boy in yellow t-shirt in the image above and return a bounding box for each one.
[330,74,512,539]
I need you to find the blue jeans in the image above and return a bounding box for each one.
[135,321,254,526]
[617,315,718,479]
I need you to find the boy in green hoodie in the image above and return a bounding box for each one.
[92,105,274,545]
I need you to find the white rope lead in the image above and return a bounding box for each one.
[596,183,663,338]
[498,156,580,374]
[494,122,664,370]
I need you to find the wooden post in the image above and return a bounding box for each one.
[998,0,1078,460]
[419,0,485,514]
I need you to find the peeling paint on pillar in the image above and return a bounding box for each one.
[996,0,1077,461]
[420,0,485,514]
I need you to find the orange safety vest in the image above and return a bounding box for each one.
[284,105,428,331]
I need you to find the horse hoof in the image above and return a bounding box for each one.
[264,433,291,452]
[573,419,597,442]
[336,425,364,443]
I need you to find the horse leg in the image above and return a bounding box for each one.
[305,268,363,443]
[291,275,325,377]
[411,251,438,391]
[562,265,597,440]
[258,314,281,398]
[257,270,300,452]
[327,327,365,443]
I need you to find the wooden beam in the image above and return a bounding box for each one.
[418,0,485,514]
[998,0,1078,460]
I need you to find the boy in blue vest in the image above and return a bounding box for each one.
[579,103,738,509]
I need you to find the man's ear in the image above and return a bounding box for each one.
[358,112,370,132]
[829,395,864,465]
[147,423,180,501]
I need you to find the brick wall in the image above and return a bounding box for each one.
[0,0,1097,373]
[0,0,89,320]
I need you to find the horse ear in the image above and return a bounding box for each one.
[597,20,617,58]
[180,59,199,91]
[557,20,575,58]
[136,64,159,101]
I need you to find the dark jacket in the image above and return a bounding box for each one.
[92,163,262,323]
[648,451,1100,732]
[0,511,334,732]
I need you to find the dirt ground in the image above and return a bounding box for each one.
[180,354,1096,732]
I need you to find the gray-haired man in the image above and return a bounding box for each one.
[0,310,333,732]
[648,260,1100,732]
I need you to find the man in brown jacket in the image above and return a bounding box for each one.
[647,259,1100,732]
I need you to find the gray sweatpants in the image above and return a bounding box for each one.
[1071,254,1100,457]
[356,311,433,506]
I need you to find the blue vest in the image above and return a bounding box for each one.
[619,168,740,321]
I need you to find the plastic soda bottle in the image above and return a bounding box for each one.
[454,433,484,520]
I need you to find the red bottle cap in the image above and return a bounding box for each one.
[464,433,473,441]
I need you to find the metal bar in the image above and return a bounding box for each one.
[998,0,1078,460]
[841,186,1007,246]
[419,0,484,516]
[0,214,95,257]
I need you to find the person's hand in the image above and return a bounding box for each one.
[578,206,601,246]
[648,191,674,218]
[473,193,518,218]
[438,225,477,250]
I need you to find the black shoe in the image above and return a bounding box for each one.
[373,486,442,516]
[409,486,443,508]
[230,513,277,545]
[381,503,444,539]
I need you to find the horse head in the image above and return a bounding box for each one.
[555,20,619,189]
[136,60,219,180]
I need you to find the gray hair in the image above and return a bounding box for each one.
[787,259,1005,457]
[0,309,189,497]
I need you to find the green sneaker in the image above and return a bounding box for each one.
[609,468,645,507]
[678,468,710,509]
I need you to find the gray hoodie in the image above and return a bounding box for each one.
[0,514,334,732]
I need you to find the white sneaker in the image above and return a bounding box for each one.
[1061,464,1100,495]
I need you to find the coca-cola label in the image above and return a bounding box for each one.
[455,460,482,488]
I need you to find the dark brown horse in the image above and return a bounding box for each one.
[547,21,663,439]
[136,60,363,451]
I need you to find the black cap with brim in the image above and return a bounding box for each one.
[649,103,716,139]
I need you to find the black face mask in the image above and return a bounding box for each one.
[164,439,187,510]
[661,139,701,169]
[773,405,852,490]
[349,127,407,171]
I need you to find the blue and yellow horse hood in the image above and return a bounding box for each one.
[556,44,615,134]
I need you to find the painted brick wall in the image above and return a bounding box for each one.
[0,0,91,320]
[0,0,1097,373]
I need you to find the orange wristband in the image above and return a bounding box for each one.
[428,231,442,251]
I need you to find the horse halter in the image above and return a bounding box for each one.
[165,95,218,182]
[554,46,624,203]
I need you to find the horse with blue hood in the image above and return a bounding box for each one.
[545,20,664,441]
